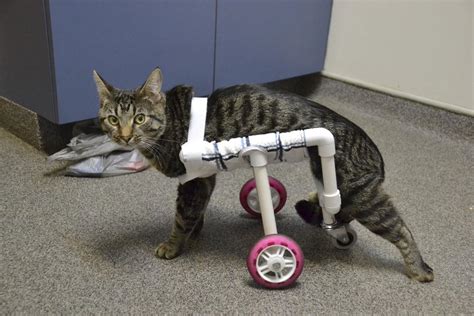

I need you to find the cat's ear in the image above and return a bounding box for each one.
[138,67,164,102]
[93,70,114,102]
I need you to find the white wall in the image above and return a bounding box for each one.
[323,0,473,115]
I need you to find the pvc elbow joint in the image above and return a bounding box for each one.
[304,128,336,157]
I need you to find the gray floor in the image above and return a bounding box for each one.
[1,79,473,314]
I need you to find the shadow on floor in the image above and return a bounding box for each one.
[75,210,406,278]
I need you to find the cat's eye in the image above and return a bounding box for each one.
[134,114,146,125]
[108,116,119,126]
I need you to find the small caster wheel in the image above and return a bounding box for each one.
[239,177,287,217]
[247,234,304,289]
[332,225,358,250]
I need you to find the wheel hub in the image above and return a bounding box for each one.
[256,245,297,283]
[268,257,285,272]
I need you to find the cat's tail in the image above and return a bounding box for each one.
[295,192,323,225]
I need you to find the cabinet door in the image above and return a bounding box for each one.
[214,0,332,89]
[0,0,56,122]
[49,0,215,124]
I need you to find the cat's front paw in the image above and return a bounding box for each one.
[407,261,434,282]
[155,241,182,259]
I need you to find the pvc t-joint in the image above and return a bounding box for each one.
[240,146,268,168]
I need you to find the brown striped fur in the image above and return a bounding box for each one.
[93,68,433,282]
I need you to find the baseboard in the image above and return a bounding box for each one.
[0,96,73,154]
[321,71,474,117]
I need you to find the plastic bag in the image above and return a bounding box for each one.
[65,149,149,177]
[48,133,150,177]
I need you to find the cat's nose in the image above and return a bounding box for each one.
[122,135,133,143]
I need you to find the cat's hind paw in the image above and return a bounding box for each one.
[295,199,322,226]
[155,241,182,260]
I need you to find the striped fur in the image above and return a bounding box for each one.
[94,68,433,282]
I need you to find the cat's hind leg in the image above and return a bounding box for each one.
[295,175,352,225]
[156,175,216,259]
[352,181,434,282]
[295,164,327,225]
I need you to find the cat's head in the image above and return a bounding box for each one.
[93,68,167,148]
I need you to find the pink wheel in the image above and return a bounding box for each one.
[247,234,304,289]
[239,177,287,217]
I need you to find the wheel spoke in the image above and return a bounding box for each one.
[284,258,295,265]
[261,251,271,261]
[275,271,283,280]
[276,247,286,257]
[258,266,271,275]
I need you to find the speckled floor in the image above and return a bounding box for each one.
[1,78,473,314]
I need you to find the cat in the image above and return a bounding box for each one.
[93,67,434,282]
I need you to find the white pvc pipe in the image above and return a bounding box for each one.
[180,99,343,229]
[305,128,341,216]
[179,127,342,218]
[248,150,278,236]
[315,179,337,225]
[320,157,341,215]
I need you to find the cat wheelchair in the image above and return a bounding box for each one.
[179,98,358,289]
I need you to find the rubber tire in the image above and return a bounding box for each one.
[247,234,304,289]
[332,225,358,250]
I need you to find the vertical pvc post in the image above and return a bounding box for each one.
[248,150,278,236]
[321,157,338,196]
[314,179,336,225]
[305,128,341,224]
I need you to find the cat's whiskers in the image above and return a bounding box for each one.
[157,137,181,144]
[139,138,172,164]
[143,137,173,152]
[139,142,165,168]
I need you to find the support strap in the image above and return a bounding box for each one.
[178,97,211,184]
[187,97,208,142]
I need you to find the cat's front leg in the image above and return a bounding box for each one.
[156,175,216,259]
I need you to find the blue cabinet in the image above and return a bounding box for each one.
[0,0,332,125]
[0,0,57,121]
[214,0,332,89]
[48,0,215,123]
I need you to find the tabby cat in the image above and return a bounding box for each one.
[93,68,433,282]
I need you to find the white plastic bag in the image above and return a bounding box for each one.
[48,133,150,177]
[65,149,149,177]
[47,134,130,161]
